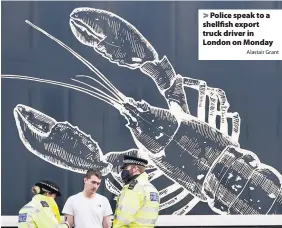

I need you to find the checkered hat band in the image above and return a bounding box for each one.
[40,182,59,192]
[124,159,146,166]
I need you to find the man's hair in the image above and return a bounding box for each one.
[84,169,102,180]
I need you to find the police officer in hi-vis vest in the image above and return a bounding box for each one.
[113,155,160,228]
[18,180,70,228]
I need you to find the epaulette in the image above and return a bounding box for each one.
[40,201,49,207]
[128,179,138,190]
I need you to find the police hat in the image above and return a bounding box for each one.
[122,155,148,168]
[35,180,61,197]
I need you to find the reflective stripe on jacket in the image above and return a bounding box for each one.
[18,194,68,228]
[113,172,160,228]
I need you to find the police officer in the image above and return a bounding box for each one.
[113,155,160,228]
[18,180,70,228]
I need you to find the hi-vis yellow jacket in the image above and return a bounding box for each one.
[113,172,160,228]
[18,194,68,228]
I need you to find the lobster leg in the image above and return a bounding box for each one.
[140,59,241,143]
[151,68,241,143]
[140,57,189,115]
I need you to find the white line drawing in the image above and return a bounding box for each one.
[2,7,282,215]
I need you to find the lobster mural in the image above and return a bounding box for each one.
[2,7,282,216]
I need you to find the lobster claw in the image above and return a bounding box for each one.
[69,7,159,69]
[13,104,113,176]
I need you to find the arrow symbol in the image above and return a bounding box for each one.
[203,13,208,18]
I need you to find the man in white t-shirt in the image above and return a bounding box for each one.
[62,169,113,228]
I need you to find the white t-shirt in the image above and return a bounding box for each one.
[62,192,113,228]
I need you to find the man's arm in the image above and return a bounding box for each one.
[102,215,112,228]
[103,197,113,228]
[64,214,74,228]
[62,198,74,228]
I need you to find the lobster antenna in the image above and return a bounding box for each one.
[25,20,126,102]
[1,75,122,109]
[74,75,123,102]
[71,77,122,104]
